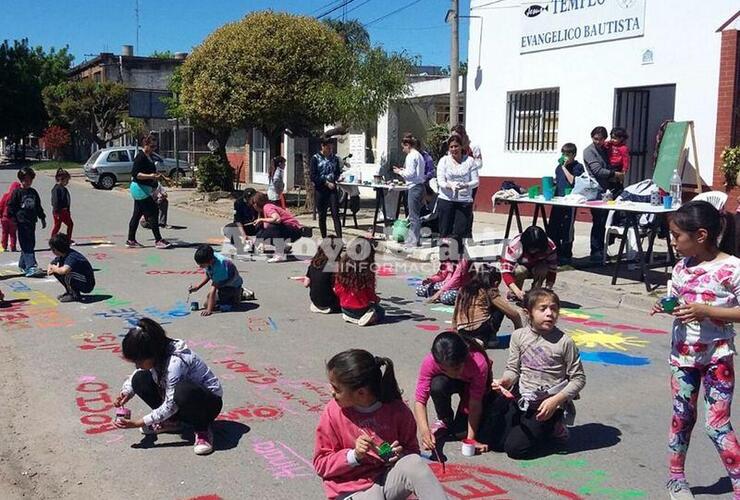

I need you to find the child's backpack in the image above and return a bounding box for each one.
[421,150,435,181]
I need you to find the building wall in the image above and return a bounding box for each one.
[713,28,740,211]
[466,0,740,210]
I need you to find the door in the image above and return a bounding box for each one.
[251,129,269,184]
[614,85,676,185]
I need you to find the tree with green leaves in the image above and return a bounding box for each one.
[43,80,140,149]
[0,39,73,143]
[175,11,412,165]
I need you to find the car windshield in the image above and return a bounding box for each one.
[86,150,102,165]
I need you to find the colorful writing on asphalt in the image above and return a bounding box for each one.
[251,438,315,480]
[560,309,666,335]
[0,290,75,331]
[428,463,581,499]
[145,270,204,276]
[75,378,120,437]
[218,404,284,422]
[94,304,190,327]
[77,333,122,355]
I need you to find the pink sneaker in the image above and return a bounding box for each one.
[155,239,172,249]
[194,428,214,455]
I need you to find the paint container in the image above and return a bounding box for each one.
[190,301,199,311]
[378,442,393,461]
[115,407,131,422]
[661,296,678,313]
[461,439,476,457]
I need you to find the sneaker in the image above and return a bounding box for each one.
[666,478,695,500]
[551,421,570,444]
[126,240,144,248]
[242,288,256,301]
[25,267,40,278]
[255,243,265,254]
[155,240,172,249]
[194,429,214,455]
[267,254,287,263]
[429,419,448,439]
[357,308,379,327]
[69,240,76,246]
[58,293,80,303]
[310,302,333,314]
[140,420,183,435]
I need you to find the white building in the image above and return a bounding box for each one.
[465,1,740,210]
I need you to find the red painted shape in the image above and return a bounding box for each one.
[640,328,667,335]
[377,264,396,277]
[182,496,223,500]
[428,463,582,500]
[415,324,440,332]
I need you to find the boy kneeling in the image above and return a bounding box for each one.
[189,245,245,316]
[47,234,95,302]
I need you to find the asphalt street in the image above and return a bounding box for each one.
[0,168,733,499]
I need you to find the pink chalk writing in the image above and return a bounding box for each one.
[214,359,277,385]
[75,380,119,436]
[251,438,315,479]
[218,404,284,422]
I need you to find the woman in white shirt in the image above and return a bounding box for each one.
[267,156,286,207]
[436,133,479,258]
[393,134,426,247]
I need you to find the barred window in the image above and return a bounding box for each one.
[505,88,559,152]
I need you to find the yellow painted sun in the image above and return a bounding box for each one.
[560,309,591,320]
[567,329,649,351]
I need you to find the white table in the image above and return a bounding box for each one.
[494,195,677,291]
[338,182,410,238]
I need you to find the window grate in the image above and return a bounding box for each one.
[505,88,559,152]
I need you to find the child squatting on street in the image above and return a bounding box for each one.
[313,349,446,500]
[190,244,246,316]
[488,288,586,459]
[651,200,740,498]
[113,318,223,455]
[47,234,95,302]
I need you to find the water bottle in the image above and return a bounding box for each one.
[669,169,682,207]
[650,184,660,206]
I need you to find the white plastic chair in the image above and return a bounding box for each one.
[693,191,728,211]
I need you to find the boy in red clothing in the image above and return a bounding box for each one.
[605,127,630,174]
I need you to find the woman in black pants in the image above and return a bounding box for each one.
[436,134,479,261]
[127,135,171,249]
[114,318,223,455]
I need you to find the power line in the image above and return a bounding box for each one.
[310,0,346,15]
[317,0,358,19]
[364,0,424,27]
[343,0,372,17]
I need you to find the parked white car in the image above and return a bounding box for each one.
[83,146,192,190]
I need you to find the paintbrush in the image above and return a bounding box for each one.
[432,446,445,474]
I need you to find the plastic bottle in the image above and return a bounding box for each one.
[650,184,661,206]
[669,169,682,207]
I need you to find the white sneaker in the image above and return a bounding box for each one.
[310,302,333,314]
[357,308,379,327]
[140,420,183,435]
[267,254,287,263]
[666,478,695,500]
[193,428,214,455]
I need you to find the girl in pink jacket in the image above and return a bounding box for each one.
[313,349,446,500]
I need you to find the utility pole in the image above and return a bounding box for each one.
[449,0,459,128]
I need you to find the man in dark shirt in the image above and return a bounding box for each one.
[583,126,625,262]
[310,138,342,239]
[47,234,95,302]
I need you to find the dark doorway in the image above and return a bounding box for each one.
[614,85,676,185]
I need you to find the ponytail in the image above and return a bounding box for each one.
[374,356,402,403]
[327,350,403,404]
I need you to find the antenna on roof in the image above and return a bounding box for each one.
[134,0,140,55]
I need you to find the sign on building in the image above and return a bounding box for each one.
[520,0,646,54]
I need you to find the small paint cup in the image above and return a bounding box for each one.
[661,296,678,313]
[663,195,673,209]
[564,186,573,196]
[527,186,539,199]
[461,439,476,457]
[378,442,393,461]
[543,187,554,201]
[190,301,199,311]
[115,407,131,422]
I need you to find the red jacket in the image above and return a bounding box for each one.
[605,141,630,173]
[333,279,379,310]
[0,181,21,219]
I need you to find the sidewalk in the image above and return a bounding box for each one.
[57,168,668,312]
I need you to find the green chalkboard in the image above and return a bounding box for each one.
[653,121,690,191]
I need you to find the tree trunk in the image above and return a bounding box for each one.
[303,155,314,212]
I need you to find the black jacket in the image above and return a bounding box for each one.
[8,187,45,225]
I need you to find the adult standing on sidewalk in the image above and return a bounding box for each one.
[126,135,171,249]
[310,138,342,239]
[393,133,426,247]
[583,126,623,262]
[436,133,479,260]
[451,124,482,200]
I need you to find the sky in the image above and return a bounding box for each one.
[0,0,471,68]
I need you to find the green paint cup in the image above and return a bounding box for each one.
[564,187,573,196]
[660,296,678,313]
[378,442,393,461]
[527,186,539,199]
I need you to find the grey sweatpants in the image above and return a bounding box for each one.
[343,454,447,500]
